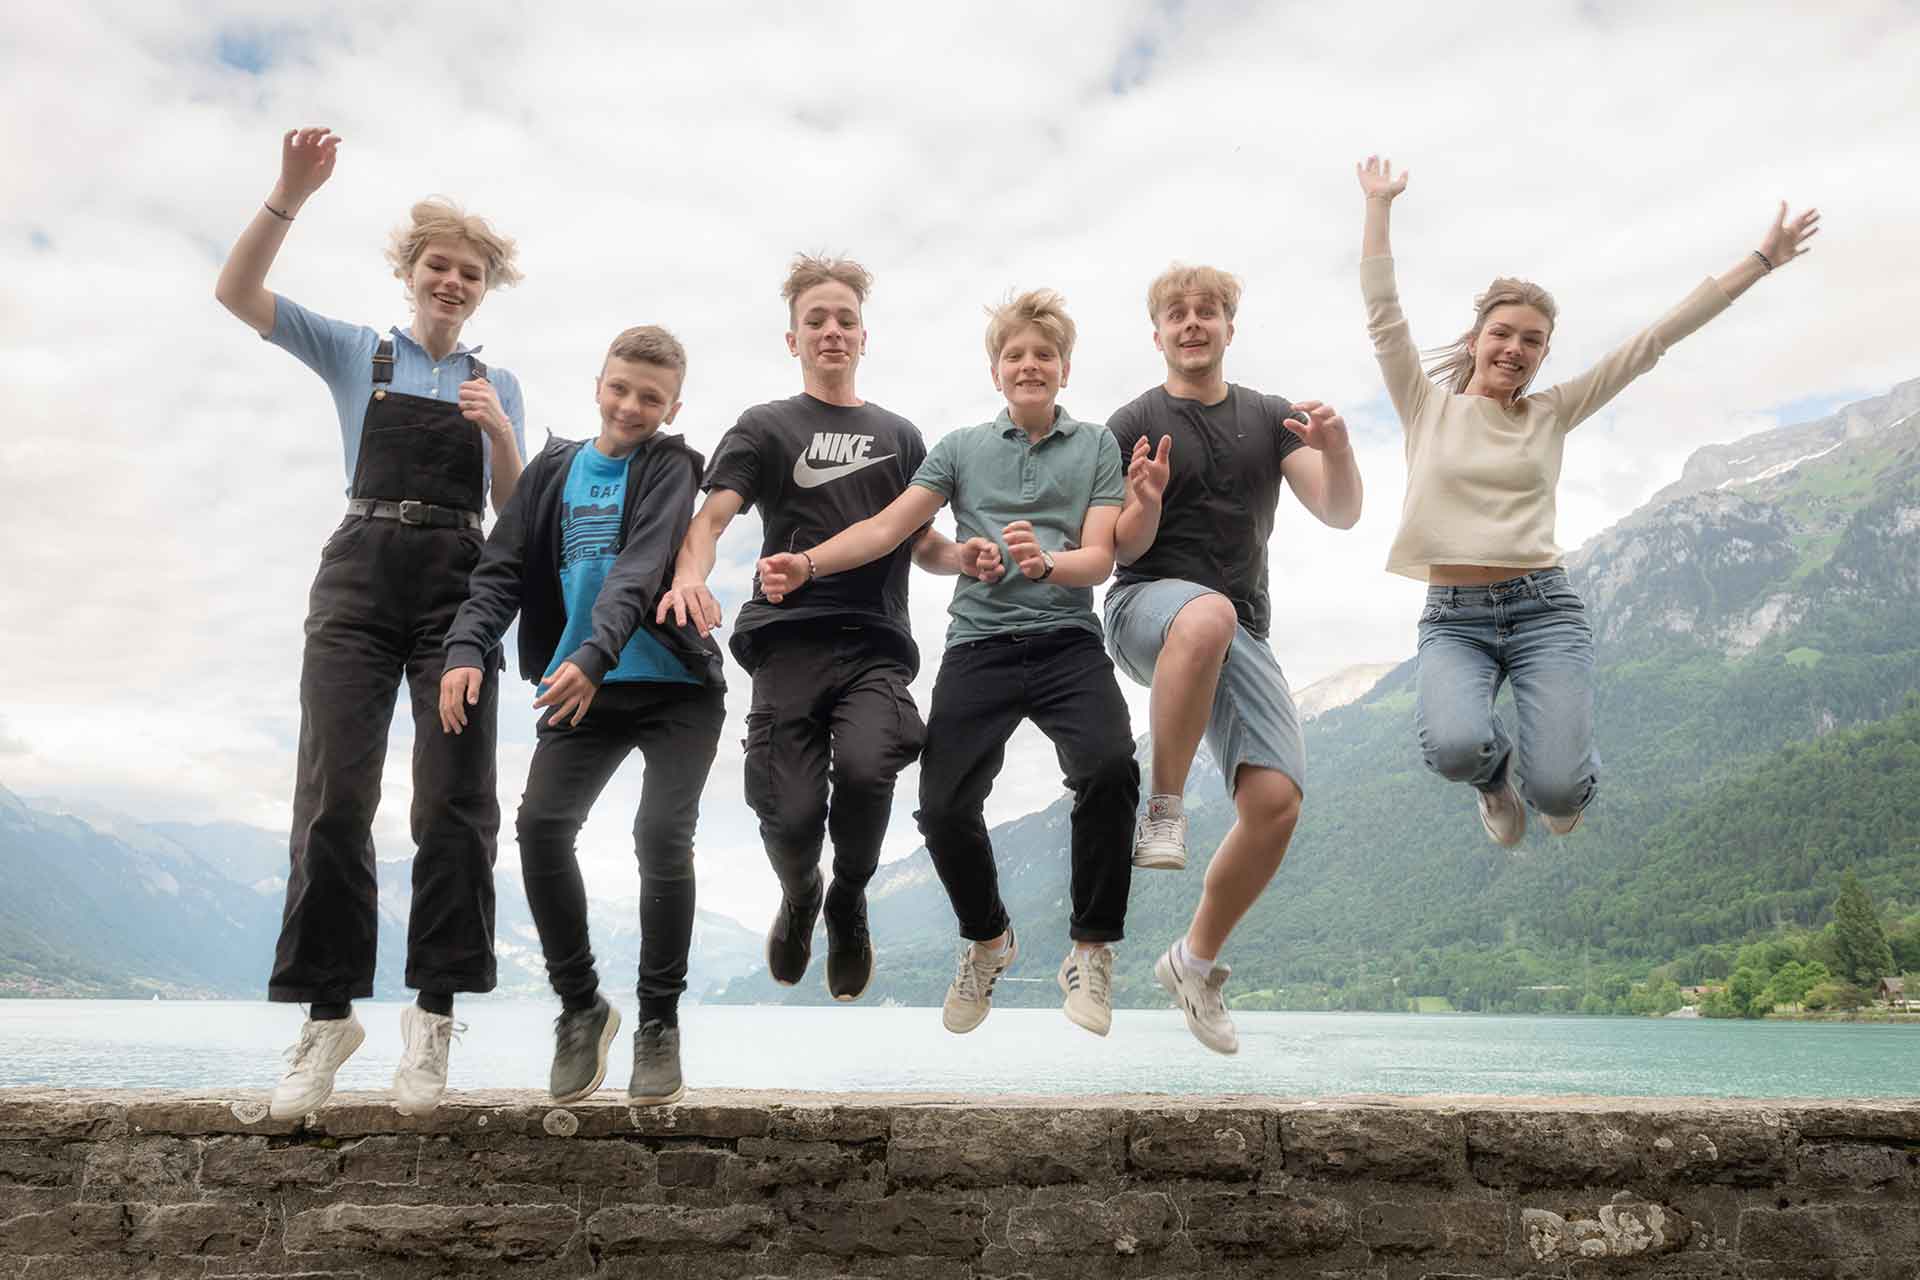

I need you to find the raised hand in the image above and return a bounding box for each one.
[656,582,723,636]
[458,378,511,441]
[757,552,810,603]
[276,127,340,208]
[1126,435,1172,507]
[1282,401,1351,453]
[1002,521,1047,580]
[438,666,483,735]
[1758,202,1820,270]
[533,661,598,728]
[959,536,1005,583]
[1356,154,1407,201]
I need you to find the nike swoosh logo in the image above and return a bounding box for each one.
[791,452,895,488]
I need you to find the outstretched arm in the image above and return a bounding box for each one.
[656,488,744,636]
[1716,201,1821,301]
[214,127,340,336]
[1354,154,1431,428]
[1356,154,1406,260]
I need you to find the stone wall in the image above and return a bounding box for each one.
[1,1089,1916,1278]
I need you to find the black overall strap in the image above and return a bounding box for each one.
[372,338,395,386]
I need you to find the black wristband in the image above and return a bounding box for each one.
[263,201,294,222]
[1751,248,1774,273]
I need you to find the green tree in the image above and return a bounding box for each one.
[1831,871,1895,986]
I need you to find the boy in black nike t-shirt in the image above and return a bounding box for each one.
[659,254,985,1001]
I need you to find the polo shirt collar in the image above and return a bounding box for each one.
[996,405,1080,441]
[390,325,482,358]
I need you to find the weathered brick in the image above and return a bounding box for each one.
[0,1202,131,1254]
[587,1203,773,1254]
[1466,1111,1640,1188]
[200,1136,340,1188]
[1643,1112,1790,1185]
[620,1103,768,1141]
[0,1096,124,1142]
[124,1096,288,1138]
[1359,1198,1506,1257]
[1783,1104,1920,1144]
[1183,1192,1352,1257]
[0,1143,79,1189]
[283,1201,578,1260]
[81,1139,199,1199]
[656,1146,729,1188]
[1128,1111,1263,1179]
[417,1134,653,1194]
[335,1134,418,1184]
[729,1137,865,1189]
[1739,1204,1920,1261]
[786,1192,988,1258]
[1524,1201,1691,1263]
[1004,1190,1180,1256]
[1282,1108,1464,1184]
[1794,1140,1909,1189]
[888,1108,1117,1187]
[128,1201,264,1255]
[764,1102,893,1143]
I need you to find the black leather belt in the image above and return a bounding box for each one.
[345,499,482,530]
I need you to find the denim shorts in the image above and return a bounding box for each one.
[1103,578,1305,798]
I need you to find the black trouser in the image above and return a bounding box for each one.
[270,516,500,1002]
[743,625,925,916]
[516,681,725,1024]
[915,626,1138,944]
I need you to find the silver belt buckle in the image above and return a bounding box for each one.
[398,500,427,526]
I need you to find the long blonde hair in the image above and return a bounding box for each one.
[1423,277,1558,396]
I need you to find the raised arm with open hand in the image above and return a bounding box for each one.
[1356,154,1407,260]
[214,127,342,336]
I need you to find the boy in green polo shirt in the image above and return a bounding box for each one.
[756,289,1139,1036]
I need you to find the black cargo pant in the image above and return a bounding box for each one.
[916,626,1138,943]
[269,516,500,1002]
[744,624,925,917]
[516,681,726,1025]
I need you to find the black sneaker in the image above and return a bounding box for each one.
[628,1019,684,1106]
[549,995,620,1105]
[766,883,823,986]
[824,891,875,1002]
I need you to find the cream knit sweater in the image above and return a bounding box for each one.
[1361,255,1731,581]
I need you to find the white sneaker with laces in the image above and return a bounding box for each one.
[1155,944,1238,1055]
[1058,944,1115,1037]
[393,1005,460,1117]
[1477,774,1526,848]
[941,931,1018,1034]
[1132,798,1188,870]
[270,1013,365,1121]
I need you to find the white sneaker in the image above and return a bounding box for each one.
[1133,799,1188,870]
[1155,944,1238,1055]
[1542,809,1583,836]
[269,1013,365,1121]
[1477,774,1526,848]
[1058,944,1115,1037]
[393,1005,460,1117]
[941,931,1018,1034]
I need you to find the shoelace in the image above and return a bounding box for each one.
[1196,966,1231,1016]
[282,1022,323,1070]
[399,1017,464,1072]
[1141,813,1184,842]
[1082,947,1114,1003]
[951,944,1002,1002]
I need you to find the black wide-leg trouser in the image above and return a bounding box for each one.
[268,516,501,1002]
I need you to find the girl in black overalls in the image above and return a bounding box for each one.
[215,127,528,1119]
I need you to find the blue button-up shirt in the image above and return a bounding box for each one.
[267,293,527,495]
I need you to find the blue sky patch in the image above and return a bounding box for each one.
[217,29,275,75]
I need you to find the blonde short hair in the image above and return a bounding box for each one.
[985,288,1076,362]
[385,197,523,290]
[1146,263,1242,324]
[605,325,687,387]
[782,253,873,322]
[1423,277,1559,396]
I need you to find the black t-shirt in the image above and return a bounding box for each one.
[1109,384,1304,640]
[703,393,928,673]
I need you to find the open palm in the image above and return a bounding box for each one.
[1356,154,1408,200]
[279,127,340,203]
[1758,202,1820,269]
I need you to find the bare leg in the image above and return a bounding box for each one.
[1185,766,1301,959]
[1148,594,1237,794]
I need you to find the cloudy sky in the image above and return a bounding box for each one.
[2,1,1915,930]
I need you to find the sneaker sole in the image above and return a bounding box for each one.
[1057,968,1112,1037]
[550,1006,623,1106]
[628,1083,686,1107]
[826,944,877,1003]
[942,1003,989,1034]
[765,932,809,987]
[1132,849,1188,870]
[1154,952,1238,1056]
[269,1019,367,1121]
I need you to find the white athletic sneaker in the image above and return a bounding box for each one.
[1132,798,1188,870]
[1542,809,1583,836]
[269,1013,365,1121]
[1155,944,1238,1055]
[1477,774,1526,848]
[393,1006,460,1117]
[941,931,1018,1034]
[1058,944,1115,1037]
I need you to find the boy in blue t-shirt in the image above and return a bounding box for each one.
[441,327,725,1106]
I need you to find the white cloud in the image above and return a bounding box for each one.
[1,0,1914,930]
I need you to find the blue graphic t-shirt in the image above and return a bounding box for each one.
[545,444,695,685]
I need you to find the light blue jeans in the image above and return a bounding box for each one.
[1414,567,1598,819]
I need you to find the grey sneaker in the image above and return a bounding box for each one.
[766,883,823,986]
[1133,798,1188,870]
[941,930,1018,1034]
[824,890,875,1002]
[270,1013,365,1121]
[1155,944,1238,1055]
[1477,774,1526,848]
[628,1019,684,1106]
[549,996,621,1105]
[1542,809,1583,836]
[1058,944,1115,1037]
[393,1006,460,1117]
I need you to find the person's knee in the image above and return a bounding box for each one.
[757,797,828,855]
[1163,594,1238,664]
[1528,770,1595,819]
[634,814,696,880]
[1077,750,1141,800]
[833,748,908,797]
[1421,729,1495,784]
[1234,769,1301,835]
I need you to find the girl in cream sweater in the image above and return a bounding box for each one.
[1355,155,1818,847]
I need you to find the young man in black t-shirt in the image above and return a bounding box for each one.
[1107,263,1364,1054]
[659,255,976,1002]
